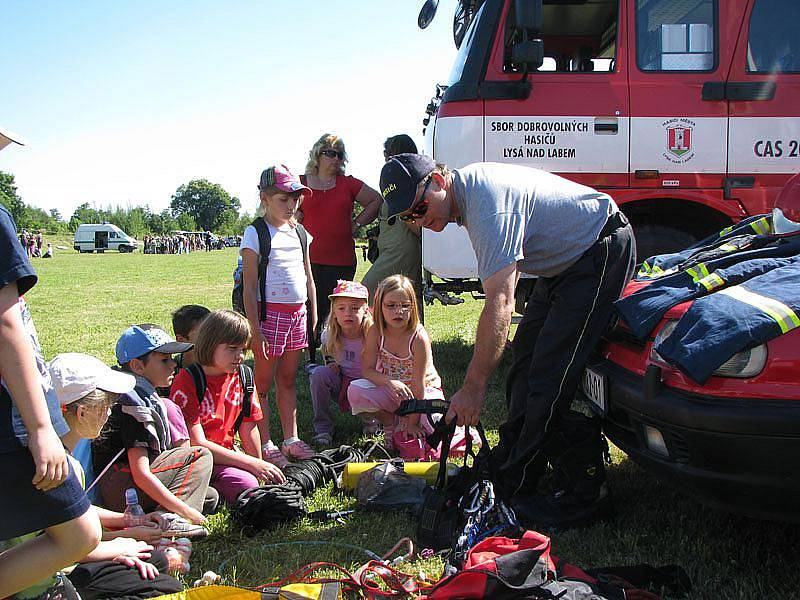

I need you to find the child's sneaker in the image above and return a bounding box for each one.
[262,440,290,469]
[37,574,81,600]
[312,432,333,447]
[153,511,208,539]
[282,438,316,460]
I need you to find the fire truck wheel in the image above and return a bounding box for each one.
[633,224,697,262]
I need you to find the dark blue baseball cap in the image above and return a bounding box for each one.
[380,153,435,224]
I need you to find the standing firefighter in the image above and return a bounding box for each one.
[380,155,636,527]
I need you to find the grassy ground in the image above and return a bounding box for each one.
[24,244,800,598]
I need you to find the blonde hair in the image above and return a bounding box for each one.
[372,275,420,338]
[305,133,348,175]
[194,309,252,367]
[64,388,118,417]
[322,295,373,359]
[257,187,304,227]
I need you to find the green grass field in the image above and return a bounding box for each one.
[24,243,800,598]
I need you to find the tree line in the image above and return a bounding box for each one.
[0,172,254,237]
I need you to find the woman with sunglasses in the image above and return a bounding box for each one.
[362,134,424,319]
[300,133,382,361]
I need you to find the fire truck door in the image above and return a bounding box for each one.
[727,0,800,216]
[482,0,629,190]
[627,0,737,190]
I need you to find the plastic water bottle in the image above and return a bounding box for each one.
[123,488,147,527]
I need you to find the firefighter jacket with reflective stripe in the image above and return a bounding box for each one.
[637,214,773,281]
[616,238,800,339]
[654,263,800,383]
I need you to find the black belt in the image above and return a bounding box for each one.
[598,211,629,240]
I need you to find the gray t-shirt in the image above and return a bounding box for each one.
[452,163,616,279]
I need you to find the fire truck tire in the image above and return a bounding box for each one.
[633,224,697,261]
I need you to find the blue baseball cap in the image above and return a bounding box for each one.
[115,324,193,365]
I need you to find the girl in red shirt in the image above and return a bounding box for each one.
[170,310,285,505]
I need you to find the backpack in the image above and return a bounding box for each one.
[424,529,690,599]
[366,224,380,264]
[232,218,309,321]
[184,363,254,434]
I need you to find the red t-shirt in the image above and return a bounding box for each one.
[170,368,263,450]
[300,174,364,266]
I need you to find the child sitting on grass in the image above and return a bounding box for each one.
[50,352,182,599]
[93,324,213,526]
[171,309,285,506]
[310,280,374,446]
[348,275,444,451]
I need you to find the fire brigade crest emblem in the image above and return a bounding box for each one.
[662,118,696,164]
[668,126,692,157]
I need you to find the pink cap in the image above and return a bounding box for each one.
[328,280,369,300]
[259,164,312,196]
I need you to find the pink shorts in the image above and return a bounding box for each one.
[260,306,307,357]
[347,379,445,415]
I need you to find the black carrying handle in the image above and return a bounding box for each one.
[395,398,492,489]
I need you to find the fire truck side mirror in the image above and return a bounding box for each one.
[512,39,544,71]
[512,0,543,71]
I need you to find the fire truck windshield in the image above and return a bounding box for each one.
[447,3,486,86]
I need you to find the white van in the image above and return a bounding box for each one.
[73,223,137,253]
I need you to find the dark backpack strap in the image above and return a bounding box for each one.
[233,364,254,433]
[296,223,309,266]
[185,363,207,407]
[251,217,272,322]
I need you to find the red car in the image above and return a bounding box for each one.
[583,176,800,521]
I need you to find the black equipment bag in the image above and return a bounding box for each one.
[395,399,495,553]
[231,218,308,321]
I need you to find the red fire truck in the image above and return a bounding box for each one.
[418,0,800,520]
[419,0,800,285]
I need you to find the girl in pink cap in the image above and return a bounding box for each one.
[239,164,318,468]
[309,280,373,446]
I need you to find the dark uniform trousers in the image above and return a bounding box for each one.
[493,214,636,498]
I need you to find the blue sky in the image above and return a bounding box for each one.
[1,1,458,218]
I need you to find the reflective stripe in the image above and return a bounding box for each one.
[686,262,710,282]
[719,286,800,334]
[719,243,739,252]
[750,217,772,236]
[719,224,735,237]
[697,272,725,292]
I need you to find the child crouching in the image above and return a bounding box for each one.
[310,280,374,446]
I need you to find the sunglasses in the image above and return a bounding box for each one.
[320,149,344,160]
[399,178,432,222]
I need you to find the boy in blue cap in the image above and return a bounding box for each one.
[92,324,214,530]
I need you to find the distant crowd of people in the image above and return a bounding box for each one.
[18,229,53,259]
[142,232,233,254]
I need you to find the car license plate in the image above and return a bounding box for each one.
[581,367,607,414]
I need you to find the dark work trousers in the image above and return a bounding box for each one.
[308,262,357,361]
[67,550,182,599]
[493,218,636,499]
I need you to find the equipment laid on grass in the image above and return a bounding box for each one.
[423,529,690,600]
[355,461,428,510]
[231,445,367,535]
[341,460,458,490]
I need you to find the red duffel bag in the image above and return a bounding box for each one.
[422,530,673,600]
